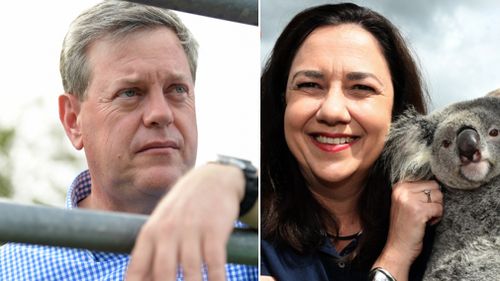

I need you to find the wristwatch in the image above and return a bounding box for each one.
[215,155,258,216]
[368,267,397,281]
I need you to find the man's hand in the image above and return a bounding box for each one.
[126,163,246,281]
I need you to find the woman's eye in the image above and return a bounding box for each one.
[352,84,375,92]
[296,82,321,89]
[119,89,138,98]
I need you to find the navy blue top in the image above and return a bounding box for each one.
[261,237,366,281]
[261,228,435,281]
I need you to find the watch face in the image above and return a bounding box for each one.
[217,155,247,170]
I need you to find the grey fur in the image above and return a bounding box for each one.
[382,96,500,280]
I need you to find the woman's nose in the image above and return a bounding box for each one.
[315,87,351,125]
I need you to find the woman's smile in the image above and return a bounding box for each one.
[309,133,360,153]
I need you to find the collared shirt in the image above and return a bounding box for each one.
[0,170,258,281]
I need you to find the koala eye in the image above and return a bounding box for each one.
[490,128,498,137]
[442,140,451,148]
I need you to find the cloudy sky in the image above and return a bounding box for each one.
[261,0,500,110]
[0,1,259,205]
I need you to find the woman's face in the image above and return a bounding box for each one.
[284,24,394,189]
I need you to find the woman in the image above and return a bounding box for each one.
[261,3,443,281]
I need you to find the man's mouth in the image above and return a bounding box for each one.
[137,141,179,154]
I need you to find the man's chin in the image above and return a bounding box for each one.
[133,167,185,197]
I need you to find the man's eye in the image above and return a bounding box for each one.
[174,85,188,94]
[119,89,138,97]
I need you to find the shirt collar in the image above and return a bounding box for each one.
[66,170,92,209]
[319,235,360,258]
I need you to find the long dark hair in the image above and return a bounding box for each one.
[261,3,428,271]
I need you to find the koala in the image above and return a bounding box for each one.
[382,96,500,281]
[487,88,500,97]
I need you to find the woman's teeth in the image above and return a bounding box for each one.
[315,136,354,145]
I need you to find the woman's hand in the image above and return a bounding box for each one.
[372,180,443,281]
[125,163,247,281]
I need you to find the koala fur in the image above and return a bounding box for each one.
[382,96,500,281]
[486,88,500,97]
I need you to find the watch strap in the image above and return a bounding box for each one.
[215,155,258,217]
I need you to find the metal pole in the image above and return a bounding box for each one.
[126,0,258,26]
[0,200,257,265]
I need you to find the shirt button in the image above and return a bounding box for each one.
[338,261,346,268]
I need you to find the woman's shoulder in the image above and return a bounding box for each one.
[261,239,330,280]
[261,239,309,272]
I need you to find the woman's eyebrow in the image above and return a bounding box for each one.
[291,70,325,81]
[346,72,384,86]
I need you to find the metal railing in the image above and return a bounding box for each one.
[0,200,257,265]
[127,0,258,26]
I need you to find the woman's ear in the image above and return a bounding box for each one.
[58,93,83,150]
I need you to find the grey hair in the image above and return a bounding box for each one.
[60,0,199,100]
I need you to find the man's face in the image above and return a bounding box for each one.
[77,27,197,199]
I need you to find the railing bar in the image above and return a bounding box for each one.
[0,200,257,265]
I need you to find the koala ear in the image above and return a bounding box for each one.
[382,107,437,184]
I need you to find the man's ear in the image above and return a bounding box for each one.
[59,93,83,150]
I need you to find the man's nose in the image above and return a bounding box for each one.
[315,86,351,125]
[142,89,174,128]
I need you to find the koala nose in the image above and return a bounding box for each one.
[457,128,480,163]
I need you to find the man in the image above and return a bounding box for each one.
[0,1,257,280]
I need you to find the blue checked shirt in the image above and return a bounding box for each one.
[0,170,258,280]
